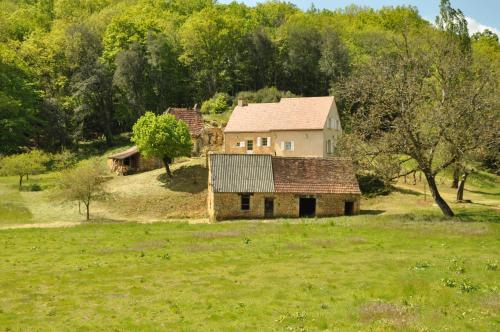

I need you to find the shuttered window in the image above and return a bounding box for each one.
[261,137,268,147]
[284,141,294,151]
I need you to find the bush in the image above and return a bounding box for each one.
[29,183,42,191]
[47,150,78,171]
[201,93,231,114]
[236,86,297,104]
[357,174,392,197]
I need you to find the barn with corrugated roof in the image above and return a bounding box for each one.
[208,153,361,221]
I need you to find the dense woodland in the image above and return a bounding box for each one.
[0,0,498,216]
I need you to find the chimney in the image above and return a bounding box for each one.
[237,99,248,107]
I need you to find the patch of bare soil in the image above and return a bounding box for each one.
[359,301,415,328]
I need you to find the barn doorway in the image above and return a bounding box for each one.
[299,197,316,217]
[264,198,274,218]
[344,201,354,216]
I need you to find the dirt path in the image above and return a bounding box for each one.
[0,218,210,231]
[0,221,82,230]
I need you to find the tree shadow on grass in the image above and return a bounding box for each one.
[360,209,385,215]
[157,165,208,193]
[392,187,422,196]
[455,209,500,223]
[465,189,500,197]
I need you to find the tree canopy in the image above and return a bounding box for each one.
[132,112,192,177]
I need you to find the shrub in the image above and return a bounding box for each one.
[29,183,42,192]
[201,92,231,114]
[357,173,392,197]
[48,150,78,171]
[236,86,297,104]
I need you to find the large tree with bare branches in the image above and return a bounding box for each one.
[337,26,498,217]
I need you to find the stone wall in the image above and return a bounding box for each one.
[209,192,361,221]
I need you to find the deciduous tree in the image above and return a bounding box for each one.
[132,112,192,177]
[59,160,106,220]
[338,30,497,217]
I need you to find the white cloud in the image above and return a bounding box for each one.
[465,16,500,36]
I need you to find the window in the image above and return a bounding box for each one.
[327,139,332,154]
[247,140,253,151]
[241,194,250,210]
[284,141,293,151]
[261,137,268,147]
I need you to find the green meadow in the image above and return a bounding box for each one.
[0,218,498,331]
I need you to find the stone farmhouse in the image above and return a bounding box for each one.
[208,154,361,221]
[224,96,342,157]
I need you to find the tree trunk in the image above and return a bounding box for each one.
[424,172,454,217]
[19,175,23,190]
[456,173,468,201]
[163,157,172,177]
[85,202,90,220]
[451,167,460,188]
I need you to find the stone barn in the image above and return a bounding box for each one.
[165,107,205,155]
[208,154,361,221]
[107,146,162,175]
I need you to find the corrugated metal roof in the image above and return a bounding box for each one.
[210,154,275,193]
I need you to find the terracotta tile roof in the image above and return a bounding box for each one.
[209,154,360,195]
[166,108,204,137]
[272,157,361,194]
[108,146,139,160]
[224,96,335,133]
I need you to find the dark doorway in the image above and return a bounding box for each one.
[299,197,316,217]
[264,198,274,218]
[344,201,354,216]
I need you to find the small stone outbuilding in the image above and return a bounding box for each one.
[107,146,162,175]
[208,154,361,221]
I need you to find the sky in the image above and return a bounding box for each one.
[219,0,500,35]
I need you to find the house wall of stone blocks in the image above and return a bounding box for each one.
[208,191,361,221]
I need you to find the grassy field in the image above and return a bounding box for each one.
[0,219,498,331]
[0,153,498,330]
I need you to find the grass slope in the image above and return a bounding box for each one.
[0,157,209,225]
[0,219,498,331]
